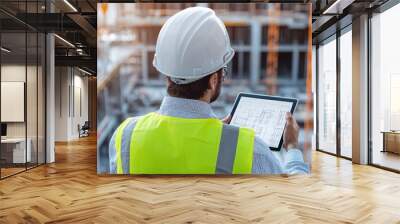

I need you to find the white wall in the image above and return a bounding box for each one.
[1,66,26,133]
[54,67,89,141]
[55,67,69,141]
[1,64,47,164]
[1,65,39,138]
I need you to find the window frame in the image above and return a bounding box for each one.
[315,22,353,161]
[367,0,400,173]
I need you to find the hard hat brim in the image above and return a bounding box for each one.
[153,48,235,84]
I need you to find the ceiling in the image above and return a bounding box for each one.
[0,0,97,75]
[311,0,391,43]
[1,0,396,74]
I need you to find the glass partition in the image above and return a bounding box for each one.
[0,1,46,179]
[317,36,337,154]
[339,28,352,158]
[371,3,400,171]
[1,30,28,177]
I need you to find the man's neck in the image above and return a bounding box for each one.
[159,96,217,119]
[198,93,211,103]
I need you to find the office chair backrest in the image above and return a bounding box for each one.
[82,121,90,129]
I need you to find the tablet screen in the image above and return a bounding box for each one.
[230,95,296,149]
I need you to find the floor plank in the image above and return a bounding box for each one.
[1,135,400,223]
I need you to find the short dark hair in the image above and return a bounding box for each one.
[167,71,222,100]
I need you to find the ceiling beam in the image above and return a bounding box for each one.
[322,0,356,15]
[67,13,96,39]
[55,55,96,74]
[312,15,334,33]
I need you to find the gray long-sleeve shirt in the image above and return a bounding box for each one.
[109,96,309,174]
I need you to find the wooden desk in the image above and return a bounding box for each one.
[382,131,400,154]
[1,138,31,164]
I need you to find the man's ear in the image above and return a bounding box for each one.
[209,73,219,91]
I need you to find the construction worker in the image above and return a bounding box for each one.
[109,7,309,174]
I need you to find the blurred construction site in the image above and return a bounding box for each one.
[97,3,313,172]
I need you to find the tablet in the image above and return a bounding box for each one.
[229,93,297,151]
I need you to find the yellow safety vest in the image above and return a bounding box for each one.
[114,112,254,174]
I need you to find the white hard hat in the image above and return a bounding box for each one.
[153,7,234,84]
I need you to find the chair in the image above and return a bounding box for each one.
[78,121,90,138]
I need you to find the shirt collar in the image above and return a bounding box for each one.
[158,96,217,119]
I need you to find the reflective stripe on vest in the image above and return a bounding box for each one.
[115,112,254,174]
[114,118,132,174]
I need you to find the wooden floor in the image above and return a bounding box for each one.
[1,167,26,178]
[1,135,400,223]
[372,150,400,171]
[1,163,45,178]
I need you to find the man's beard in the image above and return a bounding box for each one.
[210,75,222,103]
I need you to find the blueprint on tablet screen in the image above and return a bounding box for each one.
[230,97,293,148]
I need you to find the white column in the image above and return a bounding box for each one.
[46,33,55,163]
[142,46,148,83]
[292,42,300,82]
[250,20,261,88]
[312,45,317,151]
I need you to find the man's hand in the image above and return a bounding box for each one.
[221,115,231,124]
[283,112,299,150]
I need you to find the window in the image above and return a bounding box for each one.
[260,52,268,79]
[227,26,251,45]
[231,52,250,79]
[339,28,352,158]
[299,52,307,80]
[277,53,292,79]
[370,3,400,171]
[317,36,337,154]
